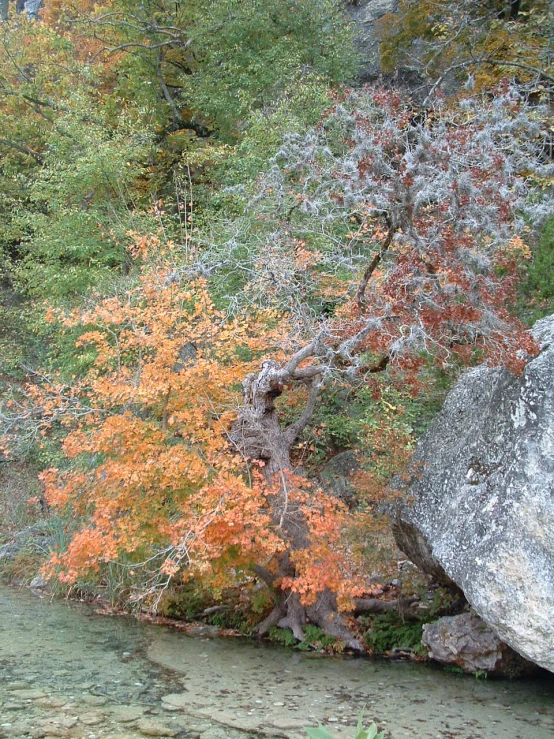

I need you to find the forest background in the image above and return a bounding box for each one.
[0,0,553,651]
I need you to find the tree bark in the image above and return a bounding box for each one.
[230,349,364,651]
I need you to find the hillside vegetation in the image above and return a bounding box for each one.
[0,0,553,649]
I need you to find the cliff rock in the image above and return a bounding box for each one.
[346,1,398,80]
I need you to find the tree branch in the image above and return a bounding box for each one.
[356,217,396,310]
[0,137,43,163]
[353,596,419,615]
[285,375,324,444]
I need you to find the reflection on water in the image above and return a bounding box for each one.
[1,584,553,739]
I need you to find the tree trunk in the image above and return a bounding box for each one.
[230,348,364,651]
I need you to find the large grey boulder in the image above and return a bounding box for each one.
[394,316,554,673]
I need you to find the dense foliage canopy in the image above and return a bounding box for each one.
[1,0,553,645]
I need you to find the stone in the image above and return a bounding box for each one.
[79,712,105,726]
[422,612,536,676]
[135,718,178,737]
[161,693,189,710]
[80,694,107,707]
[185,624,221,638]
[24,0,43,20]
[36,717,73,738]
[108,705,145,723]
[0,524,51,562]
[271,718,312,730]
[35,697,66,709]
[394,315,554,672]
[30,574,49,590]
[9,689,47,700]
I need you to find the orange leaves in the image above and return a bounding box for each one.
[35,264,294,592]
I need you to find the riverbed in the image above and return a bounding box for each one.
[0,585,553,739]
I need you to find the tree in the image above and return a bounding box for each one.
[0,14,161,301]
[60,0,357,139]
[7,261,361,637]
[0,0,357,303]
[9,85,549,649]
[195,85,551,641]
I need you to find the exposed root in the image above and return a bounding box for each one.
[256,588,364,652]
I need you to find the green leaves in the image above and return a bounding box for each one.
[356,716,384,739]
[305,712,384,739]
[305,727,336,739]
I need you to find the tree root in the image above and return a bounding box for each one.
[256,589,364,651]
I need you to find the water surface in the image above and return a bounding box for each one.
[1,585,553,739]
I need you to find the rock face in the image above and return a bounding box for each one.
[394,316,554,673]
[320,450,361,507]
[0,523,51,562]
[422,612,537,677]
[346,1,398,80]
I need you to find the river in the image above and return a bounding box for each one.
[0,584,553,739]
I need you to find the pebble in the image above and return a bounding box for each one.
[270,718,310,730]
[36,725,70,738]
[9,688,47,700]
[35,697,66,709]
[79,711,105,726]
[161,693,188,710]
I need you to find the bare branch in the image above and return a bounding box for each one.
[285,375,325,444]
[356,217,396,310]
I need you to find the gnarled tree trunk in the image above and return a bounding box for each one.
[230,343,365,651]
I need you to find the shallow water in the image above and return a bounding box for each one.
[0,585,553,739]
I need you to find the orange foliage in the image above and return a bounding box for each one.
[35,265,362,607]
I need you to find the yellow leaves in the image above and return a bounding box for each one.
[496,235,532,264]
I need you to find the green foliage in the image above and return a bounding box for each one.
[518,215,554,323]
[444,666,465,676]
[158,580,272,632]
[178,0,357,138]
[269,624,343,651]
[158,581,212,620]
[473,669,489,680]
[106,0,356,139]
[378,0,553,91]
[12,106,156,299]
[361,612,425,655]
[296,624,342,652]
[0,461,43,544]
[305,711,385,739]
[269,626,299,648]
